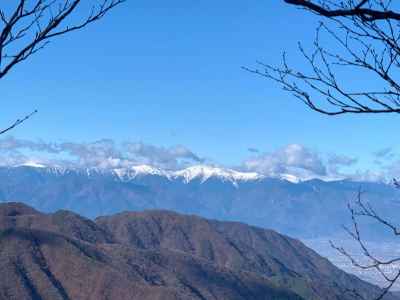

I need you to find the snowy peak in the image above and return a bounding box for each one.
[17,161,47,168]
[279,174,302,183]
[113,165,171,180]
[172,165,264,184]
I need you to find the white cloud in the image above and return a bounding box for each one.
[0,137,204,170]
[242,144,368,181]
[243,144,328,179]
[0,137,397,182]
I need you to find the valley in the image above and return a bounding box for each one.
[304,239,400,292]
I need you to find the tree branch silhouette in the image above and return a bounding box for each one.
[330,187,400,300]
[0,0,124,79]
[0,0,123,134]
[284,0,400,21]
[0,110,37,135]
[247,1,400,298]
[245,0,400,115]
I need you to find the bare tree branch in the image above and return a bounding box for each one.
[0,1,124,135]
[246,1,400,115]
[0,110,37,135]
[250,2,400,297]
[330,188,400,299]
[0,0,124,79]
[284,0,400,21]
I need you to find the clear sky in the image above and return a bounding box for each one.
[0,1,398,179]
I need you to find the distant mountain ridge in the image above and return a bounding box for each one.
[0,202,396,300]
[16,163,267,184]
[12,162,370,184]
[0,165,398,240]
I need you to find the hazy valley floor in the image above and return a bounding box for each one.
[304,238,400,291]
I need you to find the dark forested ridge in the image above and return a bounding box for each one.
[0,202,396,300]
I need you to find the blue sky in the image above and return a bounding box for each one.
[0,1,398,178]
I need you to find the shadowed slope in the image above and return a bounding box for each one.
[97,209,397,300]
[0,203,302,300]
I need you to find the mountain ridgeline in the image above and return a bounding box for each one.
[0,165,399,240]
[0,202,396,300]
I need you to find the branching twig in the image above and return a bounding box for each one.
[247,0,400,115]
[0,110,37,135]
[331,188,400,299]
[0,0,124,79]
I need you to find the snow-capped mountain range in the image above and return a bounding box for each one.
[18,163,299,184]
[114,165,265,184]
[1,163,398,240]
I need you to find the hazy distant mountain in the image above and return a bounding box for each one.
[0,202,395,300]
[0,165,398,239]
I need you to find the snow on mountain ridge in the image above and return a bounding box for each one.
[6,163,390,185]
[15,163,264,184]
[113,164,264,184]
[11,163,314,185]
[113,165,171,180]
[17,161,47,168]
[172,165,263,184]
[279,174,301,183]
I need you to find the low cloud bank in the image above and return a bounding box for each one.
[0,137,397,182]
